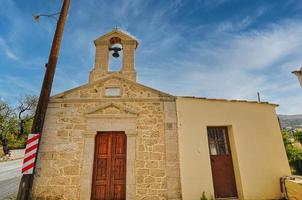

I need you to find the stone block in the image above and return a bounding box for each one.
[138,144,145,151]
[136,176,144,184]
[137,169,149,176]
[49,176,70,185]
[137,152,149,160]
[59,152,77,160]
[146,161,158,168]
[64,187,80,200]
[40,168,60,177]
[57,130,69,138]
[142,195,160,200]
[136,160,145,168]
[145,176,155,183]
[64,166,80,175]
[137,189,147,195]
[40,152,55,160]
[153,144,165,153]
[150,169,165,177]
[144,139,158,146]
[150,152,162,160]
[70,176,80,186]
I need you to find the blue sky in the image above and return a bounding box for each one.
[0,0,302,114]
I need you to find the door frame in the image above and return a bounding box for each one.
[207,126,238,198]
[79,116,137,200]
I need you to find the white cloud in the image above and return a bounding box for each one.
[0,36,20,61]
[198,0,229,9]
[1,75,38,93]
[139,20,302,114]
[216,7,268,33]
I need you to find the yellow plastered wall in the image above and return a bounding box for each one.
[176,97,291,200]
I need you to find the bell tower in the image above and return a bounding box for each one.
[89,28,139,83]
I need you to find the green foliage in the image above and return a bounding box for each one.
[200,192,214,200]
[0,95,37,155]
[282,130,302,175]
[0,100,16,154]
[294,131,302,144]
[200,192,207,200]
[7,133,27,149]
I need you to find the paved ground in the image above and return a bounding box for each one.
[0,159,22,200]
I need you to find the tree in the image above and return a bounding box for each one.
[16,95,38,138]
[0,95,38,155]
[294,131,302,144]
[282,130,302,175]
[0,100,15,154]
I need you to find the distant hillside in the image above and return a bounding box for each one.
[278,114,302,129]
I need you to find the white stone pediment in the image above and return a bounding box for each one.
[85,102,139,118]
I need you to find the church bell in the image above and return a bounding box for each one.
[109,47,122,58]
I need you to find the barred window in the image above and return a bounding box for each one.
[207,127,229,155]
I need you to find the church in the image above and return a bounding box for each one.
[32,29,291,200]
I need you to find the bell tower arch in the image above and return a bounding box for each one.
[89,28,139,82]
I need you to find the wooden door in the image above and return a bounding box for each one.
[207,127,237,198]
[92,132,127,200]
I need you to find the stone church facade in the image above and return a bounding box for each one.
[32,30,181,200]
[32,30,291,200]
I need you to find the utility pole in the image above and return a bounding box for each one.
[17,0,70,199]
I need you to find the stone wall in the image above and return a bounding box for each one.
[32,76,181,200]
[134,101,167,200]
[32,102,85,200]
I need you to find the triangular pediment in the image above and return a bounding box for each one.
[86,102,138,118]
[51,73,174,100]
[94,29,138,47]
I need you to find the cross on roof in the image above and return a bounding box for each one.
[113,25,120,31]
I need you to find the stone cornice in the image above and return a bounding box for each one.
[85,102,139,116]
[49,97,175,103]
[85,114,137,119]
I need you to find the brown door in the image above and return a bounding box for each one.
[207,127,238,198]
[92,131,127,200]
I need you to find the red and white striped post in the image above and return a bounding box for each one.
[21,134,40,174]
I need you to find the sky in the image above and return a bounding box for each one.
[0,0,302,114]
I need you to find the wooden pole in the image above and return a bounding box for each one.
[17,0,70,199]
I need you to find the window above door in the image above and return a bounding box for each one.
[207,127,229,155]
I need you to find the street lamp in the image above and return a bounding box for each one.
[292,67,302,88]
[32,12,60,22]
